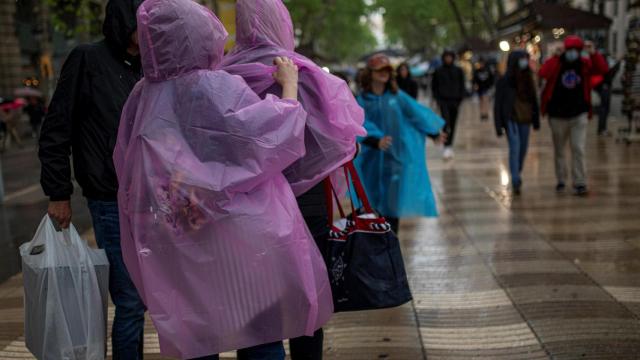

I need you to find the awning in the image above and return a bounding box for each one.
[497,0,612,37]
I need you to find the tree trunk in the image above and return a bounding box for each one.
[481,0,497,36]
[496,0,506,17]
[0,0,24,98]
[448,0,469,41]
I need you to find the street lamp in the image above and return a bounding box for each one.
[499,41,511,52]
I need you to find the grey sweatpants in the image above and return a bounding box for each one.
[549,114,588,187]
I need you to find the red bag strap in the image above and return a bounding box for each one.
[344,161,374,214]
[323,178,346,227]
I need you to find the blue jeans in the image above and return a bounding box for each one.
[88,200,146,360]
[193,341,285,360]
[506,121,531,187]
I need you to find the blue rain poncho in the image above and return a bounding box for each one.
[355,90,445,218]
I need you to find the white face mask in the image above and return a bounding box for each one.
[565,49,580,62]
[518,58,529,70]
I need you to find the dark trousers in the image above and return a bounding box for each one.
[506,121,531,187]
[438,100,461,147]
[192,342,285,360]
[87,200,146,360]
[289,215,329,360]
[597,86,611,134]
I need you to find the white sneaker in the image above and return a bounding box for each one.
[443,146,454,160]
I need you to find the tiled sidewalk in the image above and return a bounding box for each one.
[1,102,639,359]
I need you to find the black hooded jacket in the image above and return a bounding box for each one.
[432,51,466,102]
[494,50,540,136]
[39,0,142,201]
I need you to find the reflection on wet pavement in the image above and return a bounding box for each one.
[1,101,639,359]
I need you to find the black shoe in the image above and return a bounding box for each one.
[574,185,589,197]
[481,114,489,121]
[513,184,522,196]
[556,183,566,193]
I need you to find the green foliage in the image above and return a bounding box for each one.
[285,0,377,62]
[378,0,493,56]
[45,0,103,38]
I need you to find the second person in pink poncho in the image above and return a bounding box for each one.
[221,1,367,358]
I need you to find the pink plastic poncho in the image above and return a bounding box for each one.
[220,0,366,196]
[113,0,333,357]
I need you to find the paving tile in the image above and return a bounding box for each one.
[517,301,633,320]
[425,346,549,360]
[417,306,524,328]
[497,273,595,288]
[506,285,614,304]
[421,323,540,350]
[413,289,513,310]
[489,260,580,276]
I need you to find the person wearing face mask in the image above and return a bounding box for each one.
[539,36,608,196]
[494,50,540,195]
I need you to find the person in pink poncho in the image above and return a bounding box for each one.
[221,4,365,357]
[113,0,333,358]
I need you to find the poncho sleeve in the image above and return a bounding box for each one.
[170,70,307,193]
[398,91,445,136]
[356,95,384,140]
[114,81,144,182]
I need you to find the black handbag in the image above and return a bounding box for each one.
[324,162,412,312]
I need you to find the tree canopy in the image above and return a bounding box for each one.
[377,0,497,56]
[285,0,377,62]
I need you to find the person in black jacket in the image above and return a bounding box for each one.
[38,0,146,358]
[397,62,419,99]
[472,57,495,121]
[432,50,465,160]
[494,50,540,195]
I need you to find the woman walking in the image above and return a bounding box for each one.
[473,58,495,121]
[494,50,540,195]
[357,54,445,234]
[396,62,419,99]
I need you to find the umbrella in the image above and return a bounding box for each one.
[14,87,42,98]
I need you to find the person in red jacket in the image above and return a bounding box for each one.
[539,35,608,196]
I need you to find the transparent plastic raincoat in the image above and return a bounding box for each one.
[220,0,366,196]
[355,91,445,218]
[113,0,333,357]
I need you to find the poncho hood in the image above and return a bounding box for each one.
[103,0,142,55]
[137,0,228,81]
[235,0,295,51]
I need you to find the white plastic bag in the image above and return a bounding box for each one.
[21,215,109,360]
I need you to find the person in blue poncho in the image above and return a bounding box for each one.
[356,54,446,234]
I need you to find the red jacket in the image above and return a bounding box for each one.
[539,52,609,117]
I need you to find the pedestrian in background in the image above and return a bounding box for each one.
[539,36,608,196]
[24,96,45,139]
[494,50,540,195]
[397,62,419,99]
[0,99,24,150]
[357,54,445,235]
[432,49,465,160]
[38,0,146,358]
[473,57,495,121]
[595,55,621,136]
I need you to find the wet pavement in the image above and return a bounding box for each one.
[0,100,639,359]
[0,138,93,284]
